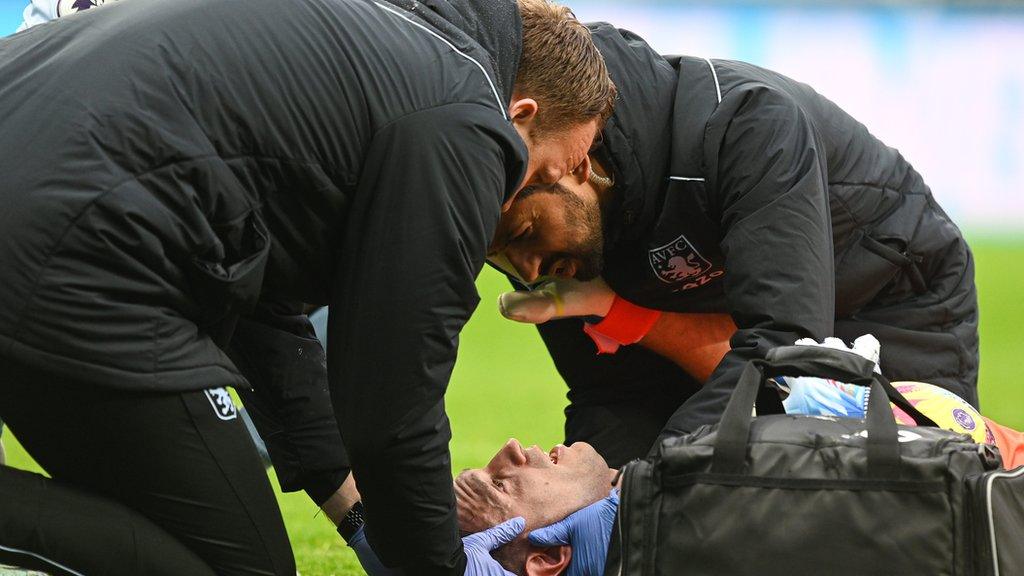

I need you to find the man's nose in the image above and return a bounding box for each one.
[502,438,528,466]
[507,251,542,284]
[538,166,562,186]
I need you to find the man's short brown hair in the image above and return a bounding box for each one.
[516,0,616,132]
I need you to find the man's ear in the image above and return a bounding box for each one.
[524,545,572,576]
[508,97,539,130]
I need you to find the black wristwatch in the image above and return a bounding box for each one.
[337,500,366,543]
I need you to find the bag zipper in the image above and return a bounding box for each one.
[985,467,1024,576]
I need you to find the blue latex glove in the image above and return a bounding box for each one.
[528,489,620,576]
[464,517,525,575]
[348,526,401,576]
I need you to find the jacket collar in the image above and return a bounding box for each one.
[588,23,679,250]
[381,0,522,108]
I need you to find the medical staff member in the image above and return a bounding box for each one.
[490,25,979,576]
[13,0,364,544]
[491,23,978,468]
[0,0,615,573]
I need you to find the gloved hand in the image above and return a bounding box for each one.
[351,518,524,576]
[498,278,615,324]
[464,517,525,576]
[348,526,401,576]
[793,334,882,373]
[776,334,883,418]
[528,489,619,576]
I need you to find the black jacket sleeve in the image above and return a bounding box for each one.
[657,84,835,441]
[327,104,521,575]
[227,300,351,505]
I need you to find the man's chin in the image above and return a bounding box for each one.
[566,255,602,282]
[571,250,604,281]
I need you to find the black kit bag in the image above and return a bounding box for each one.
[614,345,1024,576]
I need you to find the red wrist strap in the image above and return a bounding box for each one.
[583,296,661,354]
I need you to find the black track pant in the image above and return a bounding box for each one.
[0,356,296,576]
[536,316,704,469]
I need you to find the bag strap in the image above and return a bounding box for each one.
[762,346,939,428]
[875,376,939,428]
[712,346,901,478]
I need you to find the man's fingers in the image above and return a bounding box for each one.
[498,291,557,323]
[527,518,572,547]
[487,517,526,549]
[465,517,525,552]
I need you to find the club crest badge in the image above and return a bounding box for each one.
[952,408,977,431]
[205,388,238,421]
[57,0,115,18]
[648,234,713,285]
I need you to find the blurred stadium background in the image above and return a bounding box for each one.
[2,1,1022,574]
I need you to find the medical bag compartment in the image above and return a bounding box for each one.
[967,464,1024,575]
[613,346,1008,576]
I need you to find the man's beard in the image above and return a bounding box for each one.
[562,189,604,281]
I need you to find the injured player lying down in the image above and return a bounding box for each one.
[454,387,1024,576]
[454,439,618,575]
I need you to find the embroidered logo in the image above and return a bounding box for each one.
[57,0,115,18]
[204,388,238,421]
[648,234,720,290]
[952,408,976,431]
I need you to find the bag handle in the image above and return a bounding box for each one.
[711,346,902,478]
[765,346,938,428]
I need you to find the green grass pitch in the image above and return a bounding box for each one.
[3,237,1021,576]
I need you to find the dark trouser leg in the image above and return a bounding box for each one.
[0,466,216,576]
[240,406,273,467]
[566,401,686,469]
[535,317,702,468]
[563,364,700,469]
[0,357,296,576]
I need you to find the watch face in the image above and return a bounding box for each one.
[347,502,365,526]
[340,502,365,537]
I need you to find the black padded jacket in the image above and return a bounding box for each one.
[0,0,527,571]
[535,24,978,449]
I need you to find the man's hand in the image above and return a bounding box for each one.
[350,517,524,576]
[528,489,619,576]
[348,526,401,576]
[464,517,525,575]
[498,278,615,324]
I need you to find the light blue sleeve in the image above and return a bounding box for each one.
[16,0,58,32]
[778,376,869,418]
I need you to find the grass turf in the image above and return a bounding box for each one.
[2,237,1022,575]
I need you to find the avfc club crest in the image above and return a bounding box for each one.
[57,0,116,18]
[648,233,722,290]
[204,387,238,421]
